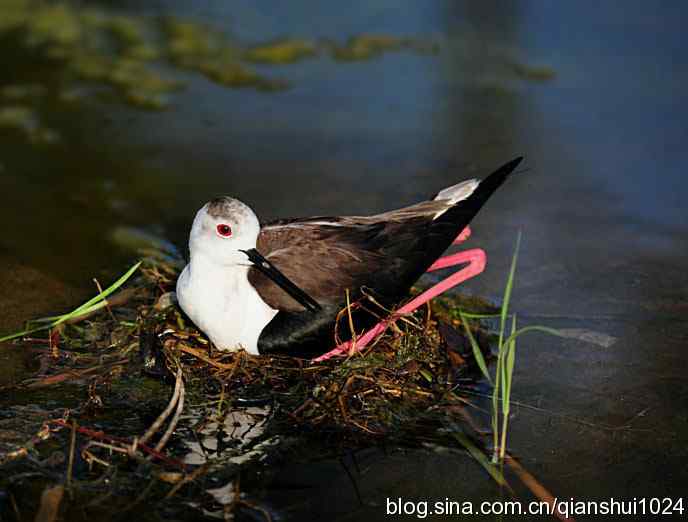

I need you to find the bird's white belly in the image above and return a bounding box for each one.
[176,264,278,354]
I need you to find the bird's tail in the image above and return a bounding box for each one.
[419,156,523,272]
[434,156,523,230]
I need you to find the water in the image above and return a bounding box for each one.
[1,1,687,519]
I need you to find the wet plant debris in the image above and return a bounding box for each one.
[0,247,504,519]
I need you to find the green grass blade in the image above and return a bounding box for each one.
[28,315,66,324]
[451,431,507,486]
[457,311,510,319]
[458,309,492,384]
[70,261,142,315]
[0,261,142,343]
[502,325,565,348]
[499,314,518,460]
[499,231,521,347]
[502,314,517,415]
[52,301,110,326]
[0,325,51,343]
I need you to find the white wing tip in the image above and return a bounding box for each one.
[434,179,480,203]
[432,179,480,219]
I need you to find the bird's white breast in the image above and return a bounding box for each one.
[176,258,278,354]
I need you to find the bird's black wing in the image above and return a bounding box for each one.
[248,216,427,312]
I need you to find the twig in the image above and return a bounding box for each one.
[34,485,64,522]
[50,420,187,470]
[64,289,138,325]
[505,454,575,522]
[153,373,185,452]
[22,359,129,389]
[139,368,183,446]
[164,463,210,500]
[93,278,117,322]
[66,420,77,489]
[9,492,20,522]
[49,328,60,358]
[118,479,158,514]
[345,289,357,355]
[178,344,236,370]
[340,455,364,506]
[238,499,273,522]
[84,440,130,455]
[81,449,112,469]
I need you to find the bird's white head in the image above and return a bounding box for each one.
[188,196,260,266]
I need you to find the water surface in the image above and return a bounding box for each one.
[1,1,687,519]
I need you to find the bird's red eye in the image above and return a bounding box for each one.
[216,224,232,237]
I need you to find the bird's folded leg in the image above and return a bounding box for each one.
[313,227,485,362]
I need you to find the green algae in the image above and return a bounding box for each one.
[0,84,47,101]
[107,58,183,110]
[0,1,181,116]
[0,0,30,33]
[0,0,554,150]
[106,15,156,59]
[23,4,82,49]
[331,34,440,61]
[0,105,60,145]
[164,17,287,90]
[0,106,36,131]
[164,18,220,66]
[244,38,318,64]
[509,61,557,81]
[331,34,406,61]
[0,0,446,129]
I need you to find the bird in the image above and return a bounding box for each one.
[176,157,523,356]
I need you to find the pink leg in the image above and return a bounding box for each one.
[454,225,472,244]
[313,227,485,363]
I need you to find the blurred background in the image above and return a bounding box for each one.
[1,0,687,519]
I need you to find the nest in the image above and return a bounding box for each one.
[0,254,499,519]
[137,255,495,442]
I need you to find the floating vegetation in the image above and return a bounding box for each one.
[509,61,557,82]
[0,234,566,520]
[106,15,158,60]
[244,38,319,64]
[23,3,82,50]
[0,0,556,149]
[0,83,47,101]
[107,58,184,110]
[0,1,449,125]
[0,105,60,145]
[163,17,288,91]
[0,0,445,114]
[0,2,286,115]
[164,18,221,67]
[330,34,440,62]
[0,105,36,132]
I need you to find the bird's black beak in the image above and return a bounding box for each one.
[240,248,322,313]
